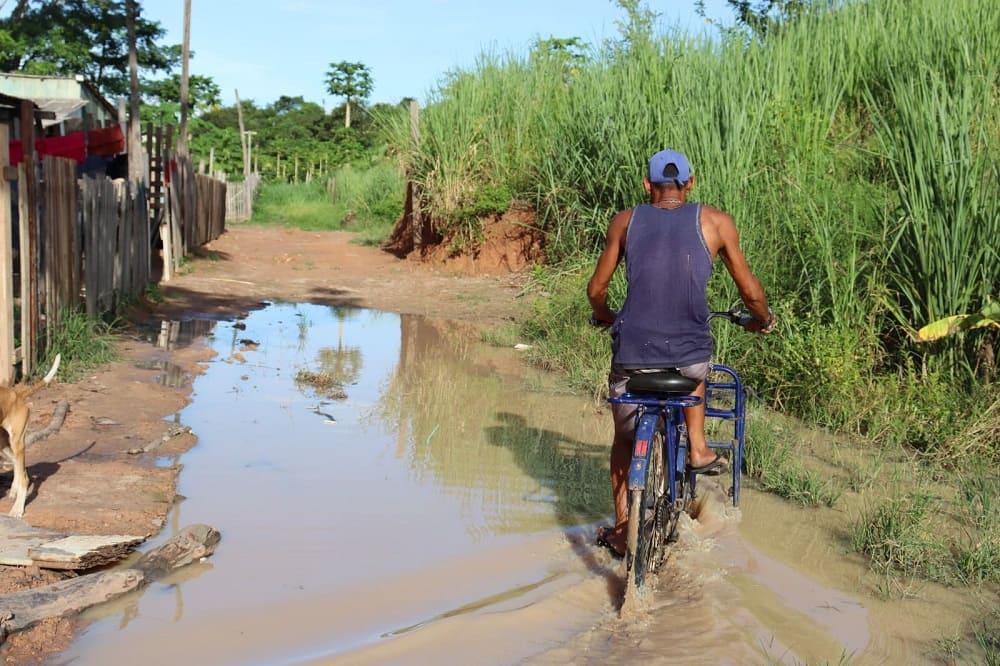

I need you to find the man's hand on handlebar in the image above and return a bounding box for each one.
[744,311,777,335]
[590,307,617,328]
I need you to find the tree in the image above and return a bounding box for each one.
[324,61,373,129]
[696,0,810,38]
[0,0,179,96]
[143,74,221,113]
[531,36,589,83]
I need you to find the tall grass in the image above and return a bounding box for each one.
[329,159,405,245]
[251,158,404,245]
[389,0,1000,459]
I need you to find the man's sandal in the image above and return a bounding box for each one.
[596,526,625,559]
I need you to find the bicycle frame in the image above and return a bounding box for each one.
[608,363,747,507]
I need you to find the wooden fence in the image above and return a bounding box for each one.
[79,176,150,317]
[225,175,260,223]
[161,153,227,280]
[0,118,229,384]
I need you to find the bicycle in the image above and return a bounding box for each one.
[600,303,751,590]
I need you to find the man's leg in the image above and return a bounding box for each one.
[681,362,716,468]
[683,381,716,467]
[603,371,634,555]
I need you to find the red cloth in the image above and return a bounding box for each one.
[9,125,125,165]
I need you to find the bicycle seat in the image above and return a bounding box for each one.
[626,371,699,397]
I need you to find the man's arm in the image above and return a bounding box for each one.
[587,209,631,325]
[716,212,775,333]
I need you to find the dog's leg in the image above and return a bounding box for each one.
[0,433,12,499]
[6,409,29,518]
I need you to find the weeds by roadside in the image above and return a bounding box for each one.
[744,415,842,508]
[36,310,118,383]
[850,468,1000,587]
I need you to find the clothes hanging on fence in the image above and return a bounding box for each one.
[9,126,125,166]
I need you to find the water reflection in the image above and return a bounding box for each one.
[379,315,609,535]
[150,319,216,350]
[67,304,613,664]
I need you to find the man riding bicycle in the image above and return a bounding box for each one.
[587,149,776,557]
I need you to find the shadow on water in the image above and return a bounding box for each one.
[379,314,622,603]
[484,412,624,604]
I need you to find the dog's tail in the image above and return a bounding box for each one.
[15,354,61,398]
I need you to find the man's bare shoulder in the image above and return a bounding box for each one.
[607,208,633,235]
[699,204,735,228]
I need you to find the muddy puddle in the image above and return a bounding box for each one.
[56,304,968,664]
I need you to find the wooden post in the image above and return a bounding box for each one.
[17,164,31,376]
[0,125,13,385]
[177,0,192,155]
[409,98,420,144]
[19,100,39,371]
[208,147,214,175]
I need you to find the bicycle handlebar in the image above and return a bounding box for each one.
[590,300,758,329]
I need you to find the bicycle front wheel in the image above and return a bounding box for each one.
[625,429,667,589]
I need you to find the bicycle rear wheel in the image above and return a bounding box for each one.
[626,429,667,589]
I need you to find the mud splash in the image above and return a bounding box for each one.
[56,304,961,665]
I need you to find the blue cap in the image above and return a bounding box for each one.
[648,149,691,186]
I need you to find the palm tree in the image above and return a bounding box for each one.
[324,61,373,128]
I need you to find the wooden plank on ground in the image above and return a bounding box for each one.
[0,525,219,642]
[0,516,143,570]
[0,125,14,385]
[28,535,144,570]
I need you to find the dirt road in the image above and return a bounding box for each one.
[0,226,524,663]
[157,226,527,321]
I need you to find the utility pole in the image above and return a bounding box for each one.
[244,131,257,177]
[177,0,192,155]
[235,89,249,180]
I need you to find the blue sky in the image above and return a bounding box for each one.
[142,0,733,109]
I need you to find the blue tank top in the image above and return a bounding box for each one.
[612,203,714,369]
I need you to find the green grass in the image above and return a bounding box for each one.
[976,607,1000,665]
[36,310,118,383]
[251,157,404,247]
[329,158,405,244]
[744,414,842,508]
[850,471,1000,586]
[480,323,521,348]
[251,181,339,230]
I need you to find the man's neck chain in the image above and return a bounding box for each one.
[652,199,684,209]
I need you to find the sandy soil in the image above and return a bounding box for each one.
[0,225,525,664]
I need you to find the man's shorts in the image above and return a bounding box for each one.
[609,362,711,440]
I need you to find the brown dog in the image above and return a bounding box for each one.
[0,355,60,518]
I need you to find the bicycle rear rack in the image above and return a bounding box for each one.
[705,364,746,506]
